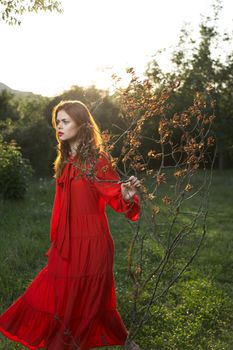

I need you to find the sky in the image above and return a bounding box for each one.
[1,0,232,97]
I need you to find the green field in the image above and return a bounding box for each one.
[0,170,233,350]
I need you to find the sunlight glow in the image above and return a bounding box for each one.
[0,0,232,96]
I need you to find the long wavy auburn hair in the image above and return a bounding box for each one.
[52,100,104,178]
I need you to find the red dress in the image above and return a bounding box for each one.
[0,152,140,350]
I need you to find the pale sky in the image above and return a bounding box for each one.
[1,0,232,97]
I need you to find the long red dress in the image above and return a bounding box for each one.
[0,152,140,350]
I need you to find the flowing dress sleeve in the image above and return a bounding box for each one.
[90,152,140,222]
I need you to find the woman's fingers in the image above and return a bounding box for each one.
[120,176,141,189]
[130,176,141,185]
[127,176,141,188]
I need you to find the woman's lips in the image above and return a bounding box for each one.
[58,132,64,136]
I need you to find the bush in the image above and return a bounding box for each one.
[0,136,33,199]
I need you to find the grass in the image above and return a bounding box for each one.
[0,169,233,349]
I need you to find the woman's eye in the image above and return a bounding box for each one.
[56,120,69,125]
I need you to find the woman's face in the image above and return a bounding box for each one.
[56,110,79,142]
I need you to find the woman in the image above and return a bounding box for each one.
[0,100,141,350]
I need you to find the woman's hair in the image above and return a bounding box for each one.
[52,100,104,178]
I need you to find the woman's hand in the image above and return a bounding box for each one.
[120,176,141,202]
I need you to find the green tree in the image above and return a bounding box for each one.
[0,0,62,25]
[145,1,233,169]
[0,89,19,121]
[2,94,55,177]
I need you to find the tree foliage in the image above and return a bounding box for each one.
[145,0,233,169]
[0,91,55,176]
[0,90,18,121]
[0,0,62,25]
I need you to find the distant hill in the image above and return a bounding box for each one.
[0,82,35,96]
